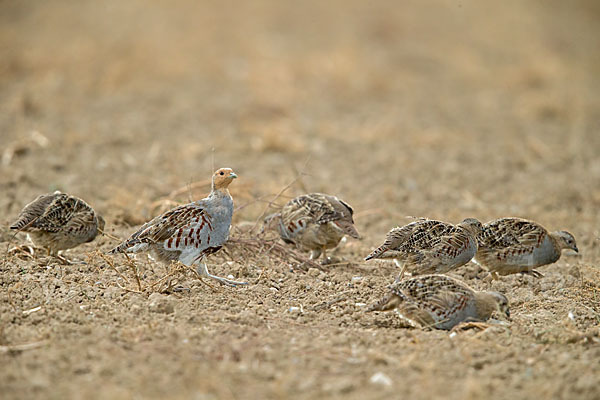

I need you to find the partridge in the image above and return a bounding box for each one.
[110,168,246,286]
[475,217,578,279]
[365,218,483,280]
[265,193,360,261]
[10,191,105,259]
[367,274,510,330]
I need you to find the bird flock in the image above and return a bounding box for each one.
[9,168,579,330]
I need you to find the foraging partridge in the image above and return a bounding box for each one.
[367,274,510,330]
[365,218,483,280]
[475,217,578,279]
[109,168,246,286]
[265,193,360,261]
[10,191,105,259]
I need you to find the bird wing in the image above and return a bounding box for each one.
[289,193,351,225]
[35,196,96,232]
[394,275,472,326]
[111,203,210,253]
[479,218,546,254]
[365,220,448,261]
[397,220,452,252]
[421,226,473,260]
[12,193,95,234]
[61,209,99,238]
[10,192,66,231]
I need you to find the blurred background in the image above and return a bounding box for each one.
[1,0,599,247]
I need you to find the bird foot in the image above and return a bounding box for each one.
[521,270,544,278]
[8,245,36,260]
[195,263,247,287]
[171,285,191,293]
[451,321,492,332]
[320,256,342,266]
[482,271,500,283]
[208,274,248,287]
[53,254,87,265]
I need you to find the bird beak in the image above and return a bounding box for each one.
[230,172,237,179]
[574,246,579,253]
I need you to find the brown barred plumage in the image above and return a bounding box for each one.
[367,274,510,330]
[365,218,482,279]
[475,217,578,278]
[264,193,360,261]
[10,191,104,257]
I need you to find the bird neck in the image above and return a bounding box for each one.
[473,292,497,320]
[549,232,566,251]
[210,187,231,199]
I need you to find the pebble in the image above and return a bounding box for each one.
[369,372,392,386]
[148,293,175,314]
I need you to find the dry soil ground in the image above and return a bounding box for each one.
[1,0,600,399]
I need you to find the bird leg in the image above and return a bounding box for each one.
[309,248,322,260]
[195,260,248,287]
[47,249,84,265]
[482,271,499,283]
[170,261,217,292]
[320,247,339,265]
[394,260,408,282]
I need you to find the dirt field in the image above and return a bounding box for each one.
[1,0,599,399]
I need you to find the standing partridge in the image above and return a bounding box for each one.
[10,191,105,260]
[109,168,246,286]
[474,217,578,279]
[264,193,360,262]
[367,274,510,330]
[365,218,483,280]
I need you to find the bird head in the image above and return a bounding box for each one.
[554,230,578,253]
[489,291,510,320]
[97,215,106,233]
[458,218,483,236]
[366,292,402,312]
[212,168,237,190]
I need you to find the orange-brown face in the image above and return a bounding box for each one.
[212,168,237,189]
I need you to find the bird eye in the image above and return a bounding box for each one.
[220,171,224,175]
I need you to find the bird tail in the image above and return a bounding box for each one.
[108,239,147,255]
[9,216,35,231]
[261,212,281,234]
[364,244,388,261]
[10,220,25,230]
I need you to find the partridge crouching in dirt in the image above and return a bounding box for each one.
[367,274,510,330]
[474,217,578,279]
[264,193,361,263]
[10,191,105,262]
[109,168,246,286]
[365,218,483,281]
